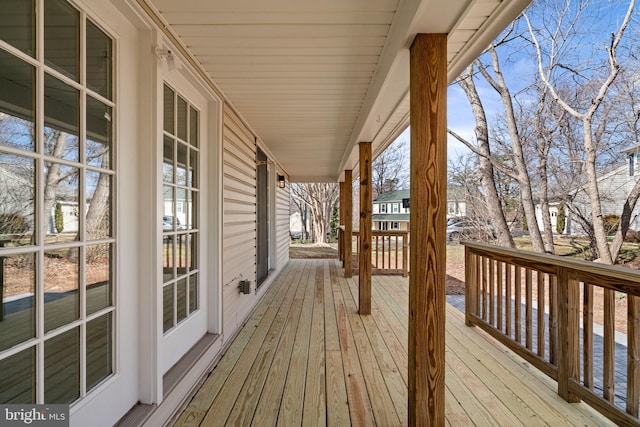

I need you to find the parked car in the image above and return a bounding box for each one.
[446,217,495,243]
[162,215,182,230]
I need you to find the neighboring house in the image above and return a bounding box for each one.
[372,187,468,231]
[289,211,310,239]
[372,189,410,231]
[447,185,468,218]
[534,147,640,236]
[0,1,530,425]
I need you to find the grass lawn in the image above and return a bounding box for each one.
[513,235,640,267]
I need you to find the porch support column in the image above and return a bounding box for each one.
[409,33,447,426]
[359,141,372,315]
[344,170,353,278]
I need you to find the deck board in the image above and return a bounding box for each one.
[173,259,614,426]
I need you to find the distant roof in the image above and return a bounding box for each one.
[373,189,409,202]
[374,187,466,202]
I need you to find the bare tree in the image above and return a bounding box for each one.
[372,138,409,198]
[525,0,636,263]
[290,183,339,243]
[450,65,515,248]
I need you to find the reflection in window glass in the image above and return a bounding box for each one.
[176,234,188,277]
[44,0,79,80]
[0,253,35,352]
[176,142,187,186]
[163,86,174,134]
[177,278,187,323]
[0,154,35,242]
[189,190,198,229]
[86,313,112,391]
[44,74,79,162]
[44,164,79,243]
[0,0,35,55]
[86,171,111,240]
[189,234,198,270]
[44,328,79,403]
[0,347,35,403]
[189,106,198,148]
[163,237,175,283]
[189,273,198,314]
[86,243,111,315]
[163,136,174,184]
[86,21,112,100]
[189,150,197,188]
[86,96,112,168]
[44,248,79,332]
[163,285,174,333]
[0,49,35,151]
[177,96,188,141]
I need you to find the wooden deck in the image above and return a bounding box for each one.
[172,259,613,426]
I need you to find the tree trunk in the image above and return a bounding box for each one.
[477,50,545,253]
[458,67,514,248]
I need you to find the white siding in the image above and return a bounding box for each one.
[276,174,290,269]
[222,105,257,335]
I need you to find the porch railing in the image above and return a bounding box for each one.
[337,227,408,277]
[463,241,640,426]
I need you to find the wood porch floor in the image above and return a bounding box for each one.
[172,259,612,426]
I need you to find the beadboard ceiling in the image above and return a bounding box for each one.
[145,0,530,182]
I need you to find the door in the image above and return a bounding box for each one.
[256,148,269,286]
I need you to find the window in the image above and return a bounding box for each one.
[448,202,456,214]
[390,222,399,229]
[379,222,388,231]
[162,84,200,333]
[0,0,114,404]
[392,203,399,213]
[380,204,387,213]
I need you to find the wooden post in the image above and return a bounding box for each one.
[344,170,353,278]
[359,142,372,315]
[557,267,581,403]
[408,33,447,427]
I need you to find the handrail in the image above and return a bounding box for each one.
[463,241,640,426]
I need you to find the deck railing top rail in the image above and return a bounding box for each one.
[463,241,640,296]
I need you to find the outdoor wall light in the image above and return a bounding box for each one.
[277,174,286,189]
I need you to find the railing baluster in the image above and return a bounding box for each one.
[549,274,557,365]
[464,247,476,326]
[402,233,408,277]
[497,261,503,332]
[628,295,640,417]
[583,282,594,391]
[526,268,533,350]
[490,258,495,326]
[482,257,488,321]
[506,263,512,338]
[604,288,615,403]
[515,265,522,344]
[537,272,545,358]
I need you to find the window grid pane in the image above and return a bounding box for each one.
[162,85,199,333]
[0,1,115,406]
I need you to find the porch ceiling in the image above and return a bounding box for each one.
[146,0,530,182]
